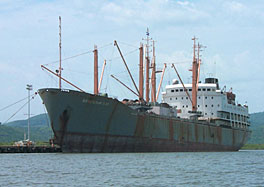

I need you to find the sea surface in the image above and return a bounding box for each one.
[0,150,263,186]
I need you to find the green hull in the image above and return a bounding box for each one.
[38,88,251,153]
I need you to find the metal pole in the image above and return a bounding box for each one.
[41,65,85,92]
[151,40,156,102]
[26,84,32,140]
[114,40,140,95]
[111,75,139,97]
[172,64,193,105]
[98,60,106,93]
[139,44,144,101]
[156,63,166,101]
[94,45,98,95]
[59,16,62,89]
[192,37,197,111]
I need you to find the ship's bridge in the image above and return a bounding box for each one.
[162,78,249,129]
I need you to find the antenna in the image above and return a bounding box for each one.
[59,16,62,89]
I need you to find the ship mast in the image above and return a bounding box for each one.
[151,40,156,103]
[139,43,144,102]
[94,45,98,95]
[191,36,198,112]
[143,28,152,103]
[59,16,62,89]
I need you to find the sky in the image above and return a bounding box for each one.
[0,0,263,123]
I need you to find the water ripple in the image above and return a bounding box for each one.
[0,151,263,186]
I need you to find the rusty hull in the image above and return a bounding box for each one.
[38,88,251,153]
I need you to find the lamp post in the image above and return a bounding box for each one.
[26,84,32,140]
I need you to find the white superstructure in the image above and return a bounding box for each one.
[162,78,249,129]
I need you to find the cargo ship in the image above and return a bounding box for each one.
[39,23,251,152]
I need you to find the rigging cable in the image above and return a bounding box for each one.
[43,43,112,66]
[3,94,36,124]
[0,93,36,112]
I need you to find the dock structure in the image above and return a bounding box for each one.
[0,146,61,154]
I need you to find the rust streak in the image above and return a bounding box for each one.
[102,102,119,152]
[59,109,70,147]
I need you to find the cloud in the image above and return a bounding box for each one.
[224,1,247,13]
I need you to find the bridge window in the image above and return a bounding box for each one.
[203,88,206,91]
[211,96,214,99]
[205,105,208,107]
[175,97,177,100]
[176,89,179,92]
[198,105,200,107]
[207,88,211,91]
[189,89,192,91]
[186,97,188,99]
[198,96,201,99]
[211,113,214,115]
[180,89,183,92]
[171,90,174,92]
[211,105,214,107]
[205,96,207,99]
[182,97,184,100]
[198,88,201,91]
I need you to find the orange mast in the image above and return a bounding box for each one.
[139,43,144,101]
[191,37,198,112]
[151,41,156,103]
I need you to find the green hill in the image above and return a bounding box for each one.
[248,111,264,144]
[0,113,52,143]
[5,113,50,127]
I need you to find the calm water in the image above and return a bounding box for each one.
[0,151,263,186]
